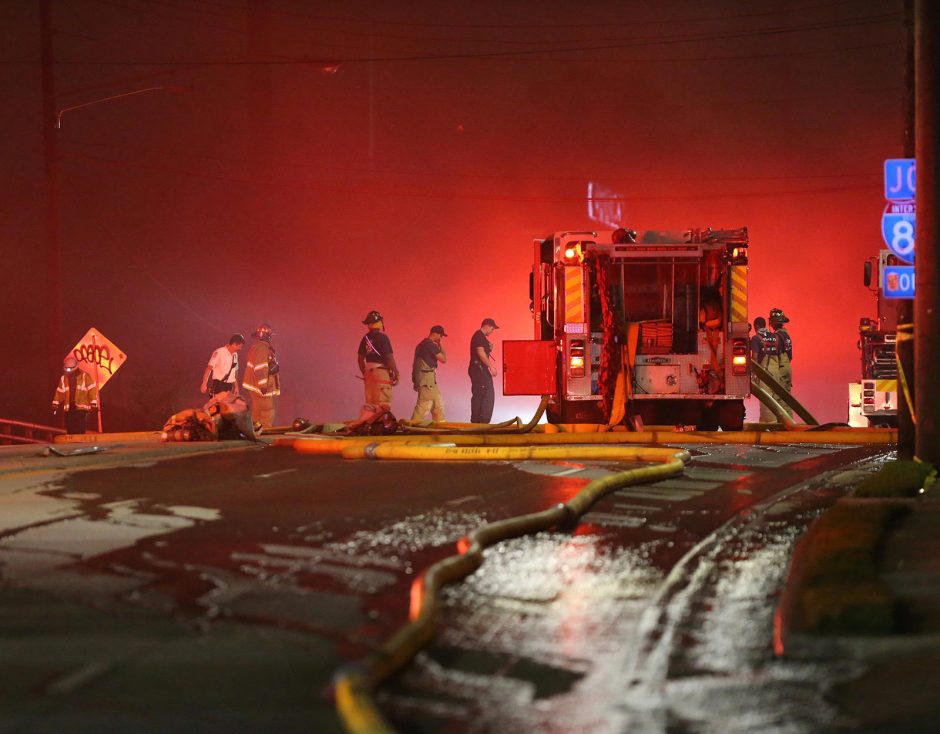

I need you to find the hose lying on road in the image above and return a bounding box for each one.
[284,427,897,454]
[328,440,689,734]
[398,396,550,435]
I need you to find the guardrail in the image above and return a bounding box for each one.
[0,418,66,445]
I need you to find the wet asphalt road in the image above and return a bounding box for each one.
[0,440,892,733]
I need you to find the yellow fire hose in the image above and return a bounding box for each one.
[284,426,896,453]
[749,380,799,430]
[329,441,690,734]
[399,396,550,435]
[750,360,819,426]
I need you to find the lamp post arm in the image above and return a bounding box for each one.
[56,86,181,128]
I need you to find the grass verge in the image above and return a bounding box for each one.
[854,460,935,498]
[790,502,910,635]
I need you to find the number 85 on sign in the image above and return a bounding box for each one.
[881,203,915,264]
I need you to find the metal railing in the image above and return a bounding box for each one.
[0,418,66,445]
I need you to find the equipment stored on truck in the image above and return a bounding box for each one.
[848,249,899,427]
[504,227,750,430]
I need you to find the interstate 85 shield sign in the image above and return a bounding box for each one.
[881,201,915,264]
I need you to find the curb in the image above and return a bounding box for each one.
[775,496,922,659]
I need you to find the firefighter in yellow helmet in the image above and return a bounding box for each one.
[769,307,793,417]
[241,323,280,430]
[51,356,98,434]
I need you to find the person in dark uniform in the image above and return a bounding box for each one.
[749,318,766,363]
[468,318,499,423]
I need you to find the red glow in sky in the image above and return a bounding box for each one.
[0,0,905,428]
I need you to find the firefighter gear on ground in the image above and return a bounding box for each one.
[162,409,217,441]
[203,392,257,440]
[242,327,280,429]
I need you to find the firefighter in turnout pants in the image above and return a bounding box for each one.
[752,316,782,423]
[411,325,448,422]
[769,307,793,417]
[353,310,400,427]
[242,323,280,430]
[51,356,98,434]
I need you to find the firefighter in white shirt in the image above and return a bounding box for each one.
[200,334,244,396]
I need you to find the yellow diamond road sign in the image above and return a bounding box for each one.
[66,327,127,389]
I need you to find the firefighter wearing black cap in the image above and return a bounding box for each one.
[242,323,280,429]
[51,356,98,434]
[752,316,782,423]
[769,307,793,415]
[355,310,399,424]
[411,325,448,422]
[469,318,499,423]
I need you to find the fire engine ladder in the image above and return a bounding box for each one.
[749,361,819,428]
[0,418,66,445]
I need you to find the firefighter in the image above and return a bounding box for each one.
[354,310,399,426]
[51,356,98,435]
[769,307,793,414]
[242,323,280,430]
[411,325,448,422]
[752,316,782,423]
[469,318,499,423]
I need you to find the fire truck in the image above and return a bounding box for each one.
[848,249,899,427]
[505,227,751,430]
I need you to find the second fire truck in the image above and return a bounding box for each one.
[848,249,899,427]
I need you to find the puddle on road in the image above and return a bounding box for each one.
[0,476,222,600]
[326,509,488,558]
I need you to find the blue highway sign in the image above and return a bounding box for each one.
[884,158,916,201]
[883,265,916,299]
[881,202,916,264]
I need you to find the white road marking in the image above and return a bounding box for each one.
[253,468,298,479]
[444,495,483,507]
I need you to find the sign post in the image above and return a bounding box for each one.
[65,327,127,432]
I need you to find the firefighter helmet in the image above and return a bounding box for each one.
[362,310,384,325]
[253,323,274,341]
[63,356,79,373]
[769,307,790,324]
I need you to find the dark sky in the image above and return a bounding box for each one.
[1,0,905,427]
